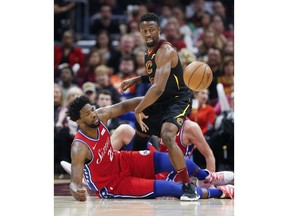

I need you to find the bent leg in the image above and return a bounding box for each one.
[154,152,208,180]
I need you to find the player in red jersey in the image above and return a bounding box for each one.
[111,119,215,171]
[66,95,234,201]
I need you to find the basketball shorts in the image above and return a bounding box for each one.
[136,93,192,137]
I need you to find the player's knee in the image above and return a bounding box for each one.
[161,131,175,148]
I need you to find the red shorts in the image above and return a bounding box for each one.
[96,150,156,198]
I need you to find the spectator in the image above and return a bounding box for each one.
[56,64,79,101]
[110,56,138,100]
[94,65,121,104]
[159,5,172,29]
[133,47,151,96]
[54,86,83,176]
[75,49,104,86]
[222,39,234,59]
[179,48,197,69]
[96,89,130,133]
[217,56,234,96]
[90,4,120,35]
[54,30,86,73]
[210,14,229,47]
[95,30,117,64]
[188,89,216,136]
[54,0,76,41]
[192,11,211,45]
[107,34,135,74]
[54,83,64,132]
[206,48,222,105]
[171,7,196,53]
[162,20,186,51]
[196,29,222,58]
[82,82,97,107]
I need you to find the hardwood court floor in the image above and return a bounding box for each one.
[54,180,234,216]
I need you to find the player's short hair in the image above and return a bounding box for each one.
[66,95,90,121]
[139,13,159,26]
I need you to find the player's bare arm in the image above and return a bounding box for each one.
[120,76,142,93]
[134,45,178,132]
[97,96,143,124]
[185,121,216,172]
[70,141,91,201]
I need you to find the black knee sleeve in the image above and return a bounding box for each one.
[132,133,150,151]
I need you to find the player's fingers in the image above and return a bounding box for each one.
[142,122,149,131]
[143,114,149,119]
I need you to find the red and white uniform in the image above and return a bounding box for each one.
[149,120,195,159]
[73,121,156,198]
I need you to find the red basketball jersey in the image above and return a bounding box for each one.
[73,121,120,191]
[159,120,194,158]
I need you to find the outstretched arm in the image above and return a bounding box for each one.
[185,121,216,172]
[70,141,91,201]
[97,97,143,124]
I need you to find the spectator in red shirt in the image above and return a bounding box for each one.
[188,89,215,135]
[54,30,86,74]
[163,21,186,51]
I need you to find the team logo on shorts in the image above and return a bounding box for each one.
[139,150,150,156]
[176,118,184,126]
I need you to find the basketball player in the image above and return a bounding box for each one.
[120,13,197,200]
[66,95,234,201]
[111,119,216,171]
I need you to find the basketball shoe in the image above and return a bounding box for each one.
[217,184,234,199]
[60,161,88,187]
[180,182,201,201]
[197,170,234,188]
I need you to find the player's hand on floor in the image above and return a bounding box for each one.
[70,182,88,201]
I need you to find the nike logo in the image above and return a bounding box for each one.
[92,143,97,150]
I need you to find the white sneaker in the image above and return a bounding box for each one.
[197,170,234,188]
[60,161,71,175]
[217,184,234,199]
[60,161,88,187]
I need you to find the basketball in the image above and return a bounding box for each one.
[183,61,213,91]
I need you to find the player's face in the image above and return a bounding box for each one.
[80,104,100,128]
[139,21,160,48]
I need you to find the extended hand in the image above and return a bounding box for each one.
[120,78,136,94]
[135,111,149,132]
[70,182,87,201]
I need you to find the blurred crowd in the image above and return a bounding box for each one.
[54,0,234,177]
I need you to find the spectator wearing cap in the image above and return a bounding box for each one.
[82,82,97,107]
[94,65,121,104]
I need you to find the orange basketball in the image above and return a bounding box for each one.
[183,61,213,91]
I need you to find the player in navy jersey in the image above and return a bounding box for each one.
[120,13,198,200]
[66,95,234,201]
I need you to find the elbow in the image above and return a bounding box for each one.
[154,85,164,96]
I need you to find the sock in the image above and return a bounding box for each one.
[206,188,223,198]
[177,167,190,183]
[185,158,209,180]
[195,187,222,199]
[132,133,149,151]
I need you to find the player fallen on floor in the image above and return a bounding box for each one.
[64,95,234,201]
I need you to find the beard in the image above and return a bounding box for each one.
[146,41,155,48]
[88,117,100,128]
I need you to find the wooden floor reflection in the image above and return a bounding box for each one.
[54,196,234,216]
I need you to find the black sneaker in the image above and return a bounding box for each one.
[180,182,200,201]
